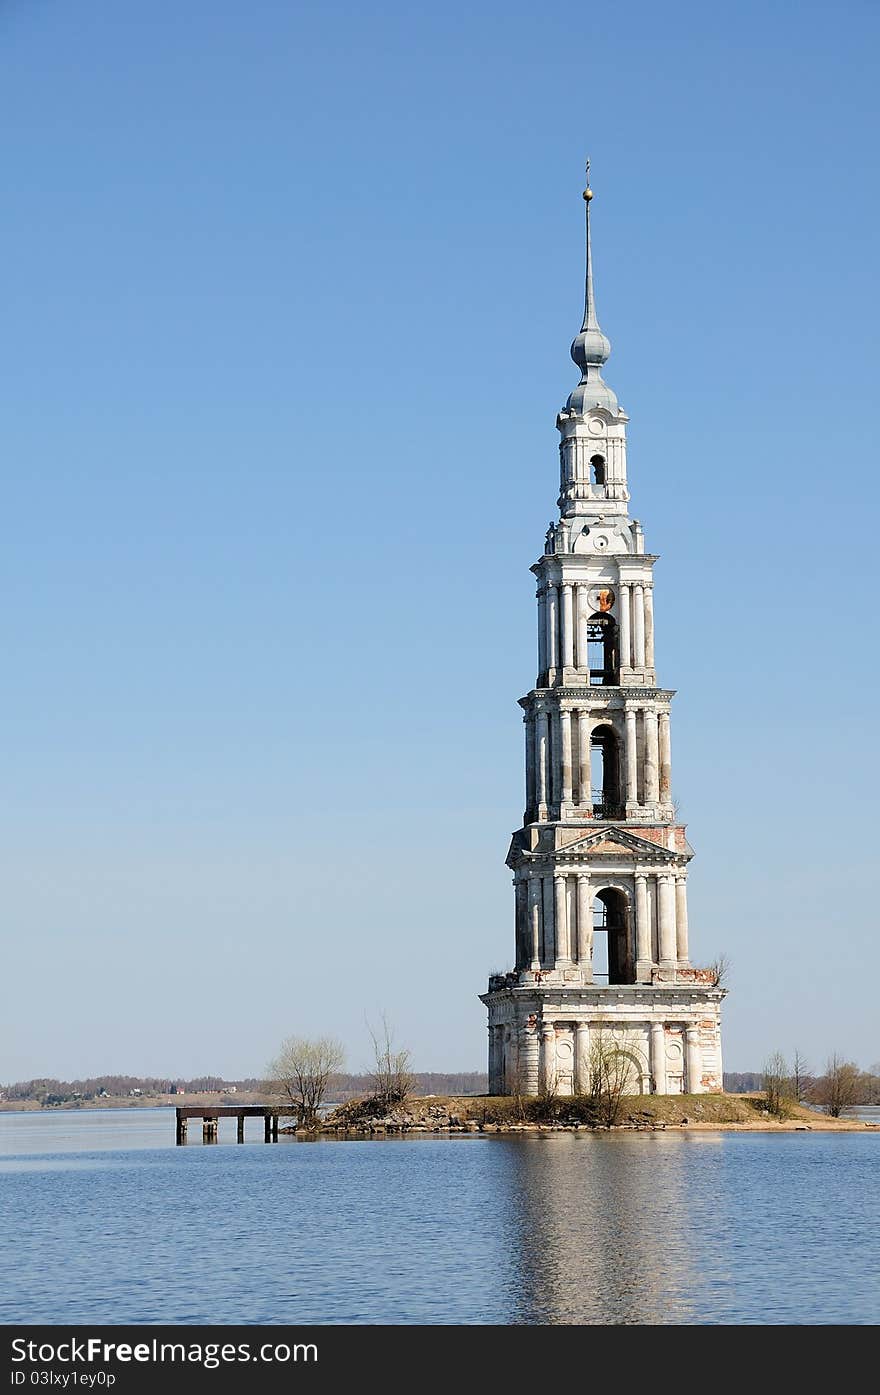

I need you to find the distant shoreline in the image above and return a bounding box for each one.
[2,1094,877,1135]
[0,1092,266,1113]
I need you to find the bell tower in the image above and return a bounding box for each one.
[480,166,725,1098]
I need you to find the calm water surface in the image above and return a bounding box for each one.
[1,1109,878,1325]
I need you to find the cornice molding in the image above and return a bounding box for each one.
[520,688,676,706]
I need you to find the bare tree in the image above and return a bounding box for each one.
[763,1052,794,1118]
[792,1049,810,1103]
[367,1013,414,1110]
[588,1031,634,1127]
[812,1053,860,1118]
[266,1035,345,1128]
[708,952,731,987]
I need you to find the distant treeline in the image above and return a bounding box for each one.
[328,1072,488,1101]
[0,1075,232,1104]
[0,1071,489,1106]
[4,1068,878,1107]
[725,1068,880,1102]
[723,1073,763,1093]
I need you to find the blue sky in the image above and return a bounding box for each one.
[1,0,878,1081]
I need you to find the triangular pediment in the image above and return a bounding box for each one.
[507,825,690,869]
[557,827,680,860]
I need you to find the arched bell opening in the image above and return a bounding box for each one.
[592,887,634,985]
[589,454,606,486]
[590,724,623,819]
[587,613,618,686]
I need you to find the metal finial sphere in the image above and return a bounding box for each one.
[583,187,593,201]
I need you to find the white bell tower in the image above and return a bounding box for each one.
[481,166,725,1098]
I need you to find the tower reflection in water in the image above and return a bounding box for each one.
[495,1132,723,1325]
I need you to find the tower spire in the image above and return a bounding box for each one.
[566,159,617,415]
[581,158,598,334]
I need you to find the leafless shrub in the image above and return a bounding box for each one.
[588,1030,634,1127]
[708,952,731,987]
[367,1013,414,1111]
[812,1053,860,1118]
[763,1051,795,1118]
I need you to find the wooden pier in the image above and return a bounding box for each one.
[175,1105,280,1145]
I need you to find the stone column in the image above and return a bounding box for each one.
[488,1023,499,1094]
[625,708,638,805]
[658,710,672,803]
[633,583,646,667]
[619,582,631,670]
[547,584,559,672]
[542,876,555,967]
[644,585,655,669]
[524,714,536,818]
[504,1027,519,1095]
[644,710,660,805]
[658,874,677,965]
[650,1022,667,1096]
[528,878,542,970]
[576,873,592,975]
[577,709,591,806]
[536,709,548,812]
[686,1026,703,1095]
[519,1022,540,1095]
[560,709,572,807]
[635,873,651,977]
[539,1025,556,1095]
[514,881,528,969]
[537,589,548,680]
[576,584,589,670]
[574,1022,591,1095]
[561,583,574,669]
[554,875,570,964]
[675,876,690,964]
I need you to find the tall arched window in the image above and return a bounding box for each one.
[586,613,618,686]
[589,454,606,486]
[592,888,634,985]
[590,724,622,818]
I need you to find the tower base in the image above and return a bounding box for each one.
[480,983,724,1097]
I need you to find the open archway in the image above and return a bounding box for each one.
[590,724,622,819]
[586,613,618,686]
[592,887,634,985]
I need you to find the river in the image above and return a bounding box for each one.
[1,1108,878,1324]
